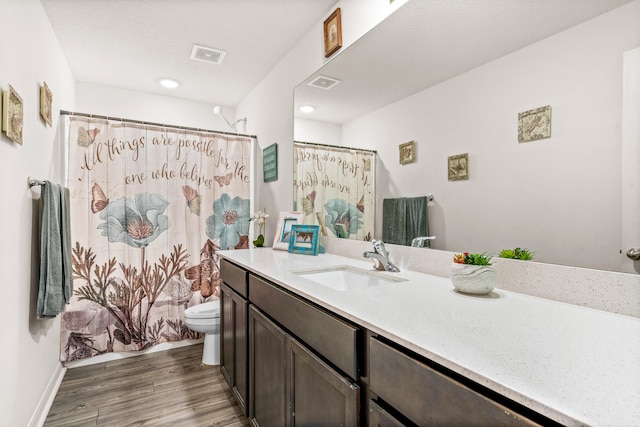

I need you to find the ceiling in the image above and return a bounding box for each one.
[40,0,337,107]
[294,0,635,124]
[40,0,635,122]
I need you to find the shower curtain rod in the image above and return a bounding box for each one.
[294,140,377,154]
[60,110,257,139]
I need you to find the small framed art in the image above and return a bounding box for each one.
[273,211,305,250]
[323,8,342,58]
[448,153,469,181]
[263,143,278,182]
[518,105,551,143]
[399,140,415,165]
[40,82,52,127]
[288,224,321,256]
[2,85,24,144]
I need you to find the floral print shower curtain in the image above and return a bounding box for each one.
[61,114,253,362]
[293,142,375,240]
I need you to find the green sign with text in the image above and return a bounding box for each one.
[263,143,278,182]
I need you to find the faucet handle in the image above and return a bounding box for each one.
[372,239,389,258]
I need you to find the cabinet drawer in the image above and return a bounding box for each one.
[249,274,359,379]
[221,259,248,297]
[369,337,540,427]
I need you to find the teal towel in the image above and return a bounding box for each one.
[382,196,429,246]
[37,181,73,318]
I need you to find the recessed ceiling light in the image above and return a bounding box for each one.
[159,78,180,89]
[299,105,315,113]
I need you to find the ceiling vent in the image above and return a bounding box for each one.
[308,75,341,90]
[190,44,226,65]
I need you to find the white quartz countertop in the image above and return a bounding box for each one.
[218,248,640,426]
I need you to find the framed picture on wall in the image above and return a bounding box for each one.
[273,211,305,250]
[40,81,52,127]
[2,85,24,145]
[448,153,469,181]
[399,140,415,165]
[323,8,342,58]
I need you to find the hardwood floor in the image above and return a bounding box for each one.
[45,343,250,427]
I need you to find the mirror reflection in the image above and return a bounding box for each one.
[294,0,639,272]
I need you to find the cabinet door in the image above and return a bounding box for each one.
[249,306,288,427]
[220,283,233,385]
[368,400,404,427]
[220,283,249,415]
[288,338,359,426]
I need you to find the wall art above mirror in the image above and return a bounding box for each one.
[293,0,640,273]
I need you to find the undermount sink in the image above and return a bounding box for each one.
[291,265,407,292]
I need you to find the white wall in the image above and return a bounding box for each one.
[0,0,76,425]
[341,1,640,272]
[76,82,235,132]
[237,0,407,246]
[294,117,342,146]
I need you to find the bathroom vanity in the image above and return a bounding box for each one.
[218,248,640,426]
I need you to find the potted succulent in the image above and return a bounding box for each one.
[499,247,534,261]
[451,252,496,295]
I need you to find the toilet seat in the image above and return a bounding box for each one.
[184,300,220,319]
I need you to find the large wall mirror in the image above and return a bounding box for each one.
[294,0,640,273]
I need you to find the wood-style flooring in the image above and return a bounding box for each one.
[44,343,250,427]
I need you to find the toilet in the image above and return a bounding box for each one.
[184,300,221,365]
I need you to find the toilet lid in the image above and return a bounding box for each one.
[184,300,220,318]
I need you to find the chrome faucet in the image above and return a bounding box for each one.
[363,239,400,272]
[411,236,436,248]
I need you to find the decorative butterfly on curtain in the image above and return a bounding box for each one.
[90,183,109,213]
[77,127,100,147]
[182,185,201,215]
[357,195,365,214]
[185,240,221,299]
[214,172,233,187]
[302,190,316,216]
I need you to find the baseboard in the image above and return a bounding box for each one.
[65,338,204,368]
[28,362,67,427]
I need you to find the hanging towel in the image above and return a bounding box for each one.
[406,196,429,247]
[382,198,407,245]
[382,196,429,246]
[37,181,73,318]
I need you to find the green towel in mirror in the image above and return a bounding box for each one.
[382,196,429,246]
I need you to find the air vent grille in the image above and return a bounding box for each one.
[190,44,226,65]
[308,75,341,90]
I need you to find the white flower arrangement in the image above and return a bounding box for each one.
[249,209,269,247]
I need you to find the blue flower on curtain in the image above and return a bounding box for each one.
[206,193,250,250]
[98,193,170,248]
[324,198,363,237]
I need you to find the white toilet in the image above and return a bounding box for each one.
[184,300,221,365]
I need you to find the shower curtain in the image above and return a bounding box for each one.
[293,142,375,240]
[60,113,253,362]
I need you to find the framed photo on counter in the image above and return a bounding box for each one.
[273,211,305,250]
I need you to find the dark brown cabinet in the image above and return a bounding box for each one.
[220,260,249,416]
[368,400,404,427]
[369,336,542,427]
[220,259,557,427]
[288,337,359,426]
[248,305,288,427]
[247,275,361,427]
